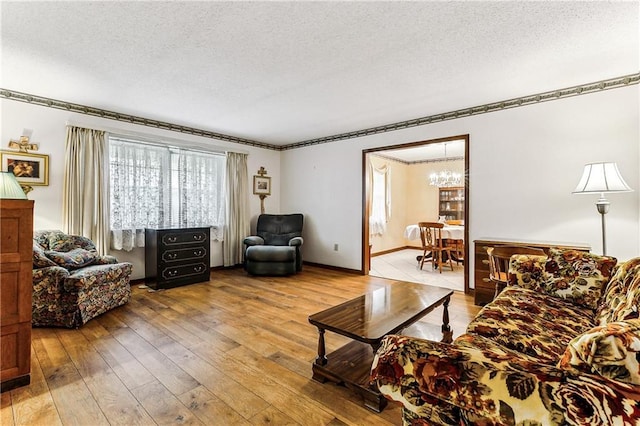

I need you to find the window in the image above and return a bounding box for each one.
[109,136,225,249]
[370,161,391,236]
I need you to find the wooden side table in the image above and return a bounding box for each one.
[474,238,590,305]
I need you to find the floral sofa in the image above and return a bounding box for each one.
[371,249,640,425]
[33,230,133,328]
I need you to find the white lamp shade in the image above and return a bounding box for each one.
[0,172,27,199]
[573,162,633,194]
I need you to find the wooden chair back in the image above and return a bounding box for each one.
[418,222,454,273]
[418,221,443,250]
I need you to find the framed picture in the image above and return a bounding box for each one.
[1,151,49,186]
[253,175,271,195]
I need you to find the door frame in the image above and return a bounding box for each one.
[361,134,470,294]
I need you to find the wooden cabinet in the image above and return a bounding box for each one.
[439,187,464,221]
[1,200,34,392]
[473,238,590,306]
[145,227,210,290]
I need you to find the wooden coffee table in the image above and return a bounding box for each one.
[308,281,453,412]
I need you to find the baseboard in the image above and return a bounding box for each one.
[371,246,421,257]
[302,261,361,275]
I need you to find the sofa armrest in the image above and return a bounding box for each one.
[33,266,71,296]
[64,262,133,292]
[243,236,264,246]
[288,236,303,247]
[371,334,640,425]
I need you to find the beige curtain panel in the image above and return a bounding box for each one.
[223,152,250,266]
[62,126,110,254]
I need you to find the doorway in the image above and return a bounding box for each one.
[362,134,470,294]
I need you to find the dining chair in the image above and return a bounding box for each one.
[418,222,454,273]
[487,245,546,299]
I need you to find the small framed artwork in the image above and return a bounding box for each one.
[253,175,271,195]
[0,151,49,186]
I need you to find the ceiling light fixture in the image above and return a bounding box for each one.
[429,143,461,188]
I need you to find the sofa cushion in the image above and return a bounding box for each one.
[467,287,595,363]
[245,245,296,262]
[541,249,617,310]
[33,242,57,268]
[45,248,97,269]
[596,257,640,325]
[47,230,77,252]
[558,319,640,385]
[508,253,548,287]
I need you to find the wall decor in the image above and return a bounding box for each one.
[7,135,38,153]
[0,150,49,186]
[253,176,271,196]
[253,166,271,213]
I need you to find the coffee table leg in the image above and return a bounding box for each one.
[311,328,329,382]
[315,328,328,366]
[441,296,453,343]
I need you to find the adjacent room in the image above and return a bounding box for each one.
[1,1,638,425]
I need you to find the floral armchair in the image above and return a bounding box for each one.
[371,251,640,425]
[32,230,133,328]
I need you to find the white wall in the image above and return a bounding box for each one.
[1,100,280,279]
[281,86,640,278]
[3,85,638,283]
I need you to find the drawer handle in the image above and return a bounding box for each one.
[482,260,489,265]
[167,253,178,260]
[482,278,491,282]
[194,265,204,273]
[193,235,204,241]
[167,236,178,243]
[167,269,179,277]
[193,250,203,256]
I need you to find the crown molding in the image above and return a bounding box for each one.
[283,72,639,150]
[0,89,272,150]
[1,72,637,152]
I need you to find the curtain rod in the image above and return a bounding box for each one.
[65,120,249,155]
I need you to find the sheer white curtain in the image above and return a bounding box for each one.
[223,152,249,266]
[109,137,227,250]
[62,126,110,254]
[176,150,225,240]
[369,160,391,237]
[110,140,170,250]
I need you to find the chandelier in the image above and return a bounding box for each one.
[429,143,462,187]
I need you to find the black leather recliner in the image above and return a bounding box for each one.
[243,214,304,275]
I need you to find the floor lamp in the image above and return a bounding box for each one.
[573,162,633,255]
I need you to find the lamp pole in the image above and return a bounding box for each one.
[596,194,610,255]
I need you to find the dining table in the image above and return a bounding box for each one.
[404,223,465,265]
[404,224,464,241]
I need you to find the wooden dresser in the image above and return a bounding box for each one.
[473,238,591,306]
[145,227,210,290]
[1,199,34,392]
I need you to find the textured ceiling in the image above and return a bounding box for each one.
[1,1,638,146]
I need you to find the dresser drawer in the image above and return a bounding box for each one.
[160,262,209,282]
[161,246,208,263]
[160,230,208,246]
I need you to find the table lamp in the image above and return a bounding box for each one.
[572,162,633,255]
[0,171,27,199]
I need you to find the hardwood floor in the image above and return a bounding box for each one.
[1,265,481,426]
